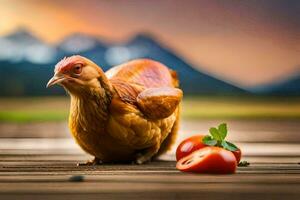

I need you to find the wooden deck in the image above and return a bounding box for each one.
[0,139,299,200]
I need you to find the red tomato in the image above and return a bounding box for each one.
[232,148,241,163]
[176,135,242,163]
[176,135,206,161]
[176,146,237,174]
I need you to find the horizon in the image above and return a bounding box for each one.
[1,27,299,89]
[0,0,299,87]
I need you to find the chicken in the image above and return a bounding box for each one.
[47,55,183,164]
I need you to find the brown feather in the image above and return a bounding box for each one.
[136,87,183,119]
[106,59,178,105]
[109,79,144,104]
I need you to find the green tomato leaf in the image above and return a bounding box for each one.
[202,135,217,146]
[209,127,221,141]
[221,140,229,150]
[222,141,238,151]
[218,123,227,140]
[226,141,239,150]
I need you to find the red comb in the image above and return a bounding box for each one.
[55,55,85,73]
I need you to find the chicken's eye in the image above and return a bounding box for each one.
[73,64,82,74]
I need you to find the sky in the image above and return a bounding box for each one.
[0,0,299,86]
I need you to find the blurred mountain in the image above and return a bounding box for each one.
[122,33,247,94]
[0,60,66,96]
[0,29,297,96]
[250,69,300,96]
[5,28,41,44]
[58,33,104,53]
[0,28,57,64]
[57,33,109,71]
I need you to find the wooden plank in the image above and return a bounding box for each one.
[2,119,300,142]
[0,182,299,194]
[1,139,299,157]
[0,174,300,184]
[0,141,299,200]
[0,193,298,200]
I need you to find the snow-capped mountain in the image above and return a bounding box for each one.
[0,29,298,96]
[0,28,57,64]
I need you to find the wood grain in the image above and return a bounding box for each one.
[0,139,299,200]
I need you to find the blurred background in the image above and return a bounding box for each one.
[0,0,299,154]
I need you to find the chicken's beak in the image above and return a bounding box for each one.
[46,73,65,88]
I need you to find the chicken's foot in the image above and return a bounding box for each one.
[77,157,102,166]
[135,143,160,164]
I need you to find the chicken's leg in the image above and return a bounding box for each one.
[77,157,102,166]
[135,142,161,164]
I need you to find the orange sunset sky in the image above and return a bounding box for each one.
[0,0,299,86]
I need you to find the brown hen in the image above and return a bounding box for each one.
[47,56,182,164]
